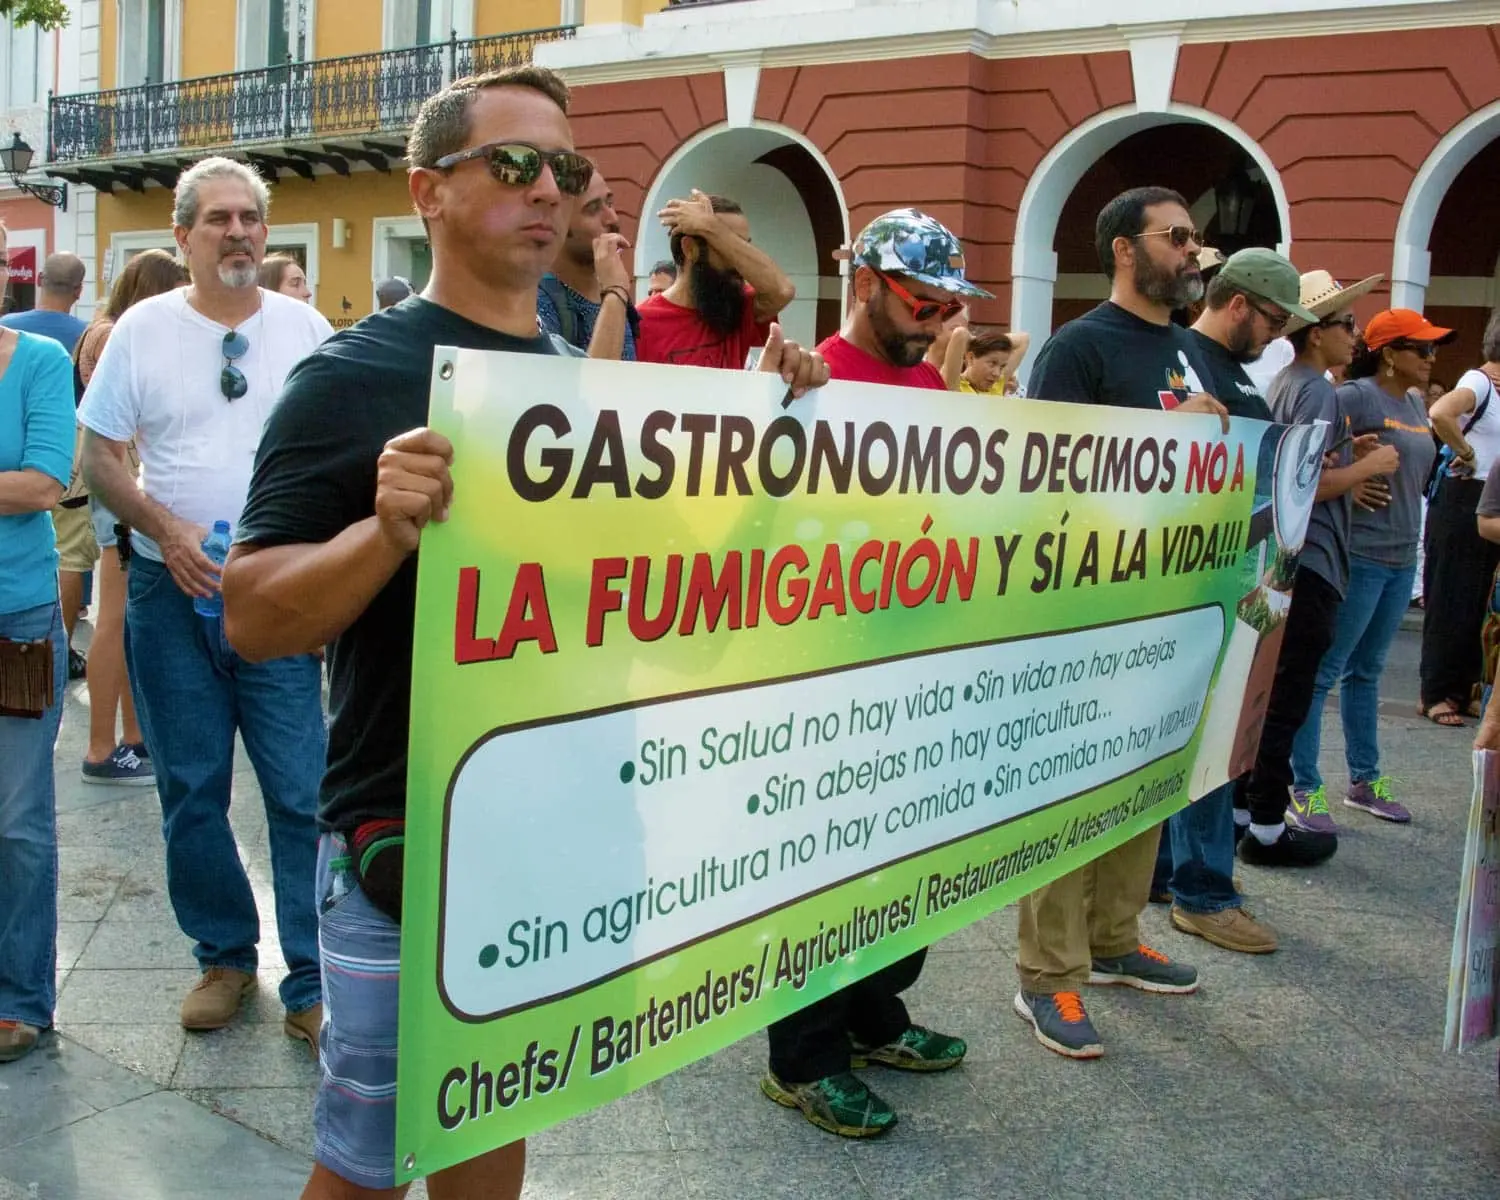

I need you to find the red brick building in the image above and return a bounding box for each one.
[541,0,1500,383]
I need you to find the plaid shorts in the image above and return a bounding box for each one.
[313,832,402,1190]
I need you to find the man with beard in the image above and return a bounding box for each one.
[78,157,332,1046]
[538,169,638,359]
[1152,249,1319,956]
[761,209,984,1140]
[1015,186,1226,1060]
[636,189,795,368]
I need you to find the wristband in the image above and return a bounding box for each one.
[1458,444,1476,461]
[601,286,631,309]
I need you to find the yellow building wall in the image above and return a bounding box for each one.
[94,172,417,326]
[180,4,236,78]
[316,0,383,59]
[477,0,564,34]
[99,0,116,90]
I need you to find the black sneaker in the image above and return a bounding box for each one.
[67,648,87,680]
[1237,825,1337,868]
[1013,990,1103,1059]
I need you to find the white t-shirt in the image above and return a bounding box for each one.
[1242,336,1295,397]
[78,286,332,562]
[1455,368,1500,482]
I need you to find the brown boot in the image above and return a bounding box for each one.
[180,967,256,1030]
[1170,905,1279,954]
[0,1021,41,1063]
[283,1002,322,1059]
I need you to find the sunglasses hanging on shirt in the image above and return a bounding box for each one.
[221,329,249,401]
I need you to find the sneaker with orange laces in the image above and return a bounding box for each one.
[1087,944,1198,994]
[1013,990,1103,1059]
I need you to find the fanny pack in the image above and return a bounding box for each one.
[0,635,54,719]
[350,819,404,924]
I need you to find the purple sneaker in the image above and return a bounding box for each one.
[1287,786,1339,835]
[1344,777,1410,823]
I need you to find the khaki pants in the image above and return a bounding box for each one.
[1016,826,1158,992]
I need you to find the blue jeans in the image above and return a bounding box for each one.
[1168,781,1242,914]
[0,602,67,1028]
[1292,555,1416,791]
[124,557,325,1012]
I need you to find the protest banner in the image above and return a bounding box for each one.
[1445,748,1500,1052]
[393,352,1321,1182]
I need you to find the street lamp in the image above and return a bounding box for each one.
[0,134,67,211]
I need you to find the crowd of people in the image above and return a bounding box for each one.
[0,61,1495,1199]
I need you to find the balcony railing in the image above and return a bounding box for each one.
[47,26,574,165]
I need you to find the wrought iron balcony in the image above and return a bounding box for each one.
[46,26,573,191]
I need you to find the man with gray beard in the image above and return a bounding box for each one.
[1014,186,1226,1060]
[79,157,332,1046]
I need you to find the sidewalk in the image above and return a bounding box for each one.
[2,625,1496,1199]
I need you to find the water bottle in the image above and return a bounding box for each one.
[193,520,232,619]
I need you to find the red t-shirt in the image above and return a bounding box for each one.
[816,334,946,390]
[636,287,772,370]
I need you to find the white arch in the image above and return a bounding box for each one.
[1390,99,1500,312]
[635,120,852,345]
[1010,102,1292,385]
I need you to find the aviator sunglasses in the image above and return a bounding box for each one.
[432,141,594,195]
[1319,314,1358,333]
[875,270,965,323]
[1134,224,1204,250]
[221,330,249,401]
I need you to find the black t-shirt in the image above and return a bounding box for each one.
[1028,301,1211,409]
[236,297,570,832]
[1188,329,1273,422]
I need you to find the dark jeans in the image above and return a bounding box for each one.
[1420,476,1500,710]
[124,556,325,1012]
[767,949,925,1083]
[1243,566,1341,825]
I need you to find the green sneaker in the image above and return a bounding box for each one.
[760,1070,897,1138]
[850,1024,967,1071]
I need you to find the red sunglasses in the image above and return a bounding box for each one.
[875,270,964,323]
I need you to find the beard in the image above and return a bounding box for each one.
[1227,311,1266,363]
[1135,253,1203,310]
[869,286,934,367]
[691,258,747,337]
[218,240,258,289]
[219,263,258,288]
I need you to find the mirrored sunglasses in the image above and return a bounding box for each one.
[432,141,594,196]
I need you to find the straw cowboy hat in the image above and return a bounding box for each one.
[1197,246,1226,272]
[1282,270,1384,335]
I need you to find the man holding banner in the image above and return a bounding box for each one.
[1014,187,1227,1059]
[224,65,824,1199]
[760,209,988,1138]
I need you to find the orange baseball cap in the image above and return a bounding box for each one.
[1362,308,1456,350]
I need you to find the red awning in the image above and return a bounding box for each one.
[6,246,36,284]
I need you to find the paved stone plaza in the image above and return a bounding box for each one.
[2,621,1497,1199]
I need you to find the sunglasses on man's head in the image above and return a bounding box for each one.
[432,142,594,196]
[221,330,249,402]
[1134,225,1204,250]
[1390,339,1438,358]
[875,270,964,324]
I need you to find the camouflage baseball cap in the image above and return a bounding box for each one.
[849,208,993,299]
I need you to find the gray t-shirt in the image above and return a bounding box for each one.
[1336,376,1436,569]
[1478,460,1500,516]
[1269,363,1350,597]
